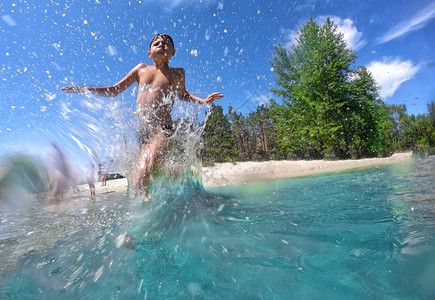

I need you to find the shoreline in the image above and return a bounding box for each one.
[75,177,129,197]
[76,152,413,194]
[201,152,413,188]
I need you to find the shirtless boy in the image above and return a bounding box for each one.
[62,33,223,192]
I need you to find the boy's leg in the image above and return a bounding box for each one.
[134,130,168,191]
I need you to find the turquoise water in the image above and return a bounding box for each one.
[1,157,434,299]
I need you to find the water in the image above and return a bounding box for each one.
[0,157,434,299]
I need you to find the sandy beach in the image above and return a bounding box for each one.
[201,152,413,188]
[75,177,129,197]
[76,152,413,194]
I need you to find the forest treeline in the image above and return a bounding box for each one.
[200,18,435,165]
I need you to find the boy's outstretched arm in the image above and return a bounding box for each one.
[182,91,223,104]
[61,64,142,97]
[176,69,223,104]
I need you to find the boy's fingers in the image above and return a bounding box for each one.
[62,86,85,94]
[210,92,223,99]
[203,93,223,103]
[62,86,76,92]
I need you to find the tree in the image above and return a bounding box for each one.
[386,104,408,151]
[227,104,250,160]
[201,104,237,164]
[270,17,385,158]
[244,104,278,160]
[347,66,389,157]
[428,101,435,147]
[428,101,435,127]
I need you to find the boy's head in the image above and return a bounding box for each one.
[149,33,174,50]
[148,33,176,62]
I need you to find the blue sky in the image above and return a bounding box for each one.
[1,0,434,167]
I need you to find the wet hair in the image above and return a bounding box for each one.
[149,33,174,49]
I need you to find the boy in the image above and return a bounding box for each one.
[62,33,223,191]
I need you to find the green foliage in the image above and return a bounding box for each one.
[270,17,388,159]
[427,101,435,146]
[201,104,238,164]
[346,66,389,157]
[199,101,434,163]
[226,103,281,161]
[198,18,434,163]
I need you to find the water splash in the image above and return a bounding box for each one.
[0,81,222,296]
[0,87,210,206]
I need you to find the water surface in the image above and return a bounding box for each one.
[0,157,434,299]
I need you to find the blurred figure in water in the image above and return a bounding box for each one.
[45,142,75,201]
[87,163,96,197]
[0,143,82,206]
[0,154,48,207]
[62,33,223,194]
[98,163,107,186]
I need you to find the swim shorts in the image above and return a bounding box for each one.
[137,125,175,145]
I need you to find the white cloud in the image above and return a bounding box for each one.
[367,57,420,99]
[251,92,271,106]
[377,2,435,44]
[282,28,298,50]
[317,16,366,51]
[1,15,17,26]
[283,16,366,51]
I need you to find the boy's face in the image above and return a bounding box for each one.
[148,36,175,62]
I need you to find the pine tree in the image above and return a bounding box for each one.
[428,101,435,147]
[227,104,249,160]
[201,104,237,164]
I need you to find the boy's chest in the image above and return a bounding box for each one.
[139,68,179,89]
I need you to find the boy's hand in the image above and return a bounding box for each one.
[61,86,86,94]
[203,92,223,104]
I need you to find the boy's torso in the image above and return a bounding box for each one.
[135,64,183,132]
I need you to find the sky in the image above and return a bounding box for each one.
[0,0,434,168]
